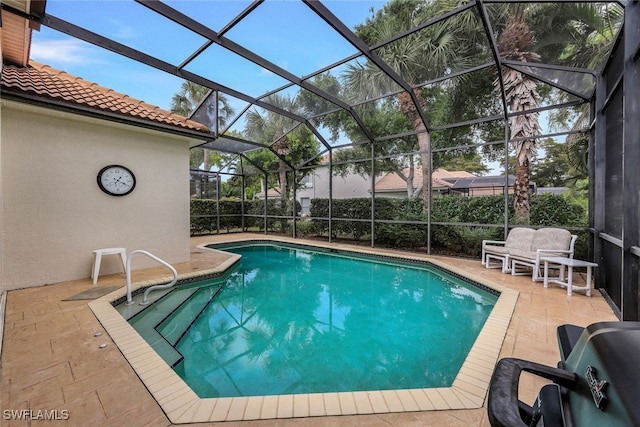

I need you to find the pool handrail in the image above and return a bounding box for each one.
[125,249,178,306]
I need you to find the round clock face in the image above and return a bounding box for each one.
[97,165,136,196]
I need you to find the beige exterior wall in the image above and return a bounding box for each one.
[1,100,196,291]
[297,164,374,201]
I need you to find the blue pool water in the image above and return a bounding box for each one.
[127,243,497,398]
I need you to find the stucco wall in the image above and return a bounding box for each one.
[1,101,195,291]
[297,164,374,201]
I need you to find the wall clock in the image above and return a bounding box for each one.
[97,165,136,196]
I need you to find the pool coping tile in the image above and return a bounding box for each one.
[88,236,518,423]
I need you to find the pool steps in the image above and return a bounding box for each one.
[114,288,171,320]
[123,284,222,367]
[156,285,222,346]
[128,287,199,367]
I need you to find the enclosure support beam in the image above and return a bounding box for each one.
[329,152,334,244]
[503,121,510,240]
[477,0,511,240]
[426,141,433,254]
[240,174,246,232]
[593,72,606,295]
[216,173,221,235]
[622,0,640,320]
[370,143,376,248]
[263,174,268,235]
[292,171,297,239]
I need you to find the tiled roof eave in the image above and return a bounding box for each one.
[1,89,213,142]
[1,62,211,134]
[372,186,450,193]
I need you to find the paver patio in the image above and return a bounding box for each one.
[0,234,617,426]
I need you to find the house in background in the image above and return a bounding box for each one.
[446,175,537,196]
[296,164,482,215]
[254,188,283,200]
[1,10,211,290]
[373,167,541,198]
[295,163,542,215]
[372,167,476,198]
[296,159,374,215]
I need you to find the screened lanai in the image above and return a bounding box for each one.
[3,0,639,320]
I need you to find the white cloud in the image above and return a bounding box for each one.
[258,67,275,77]
[30,39,103,66]
[108,19,137,41]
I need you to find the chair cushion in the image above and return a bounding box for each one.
[484,228,573,266]
[484,245,510,255]
[532,228,572,252]
[508,228,573,261]
[507,249,538,261]
[505,227,536,251]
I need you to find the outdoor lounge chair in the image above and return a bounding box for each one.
[509,228,578,281]
[482,227,536,272]
[482,227,578,281]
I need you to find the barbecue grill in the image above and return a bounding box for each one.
[487,321,640,427]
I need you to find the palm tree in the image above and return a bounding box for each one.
[344,0,483,213]
[495,3,622,223]
[171,81,234,198]
[170,81,210,117]
[170,82,234,171]
[496,13,542,223]
[550,4,622,184]
[244,93,298,200]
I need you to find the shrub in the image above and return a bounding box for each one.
[191,198,300,235]
[375,200,427,248]
[432,225,502,256]
[376,221,428,249]
[295,220,316,238]
[192,193,589,257]
[244,199,301,233]
[190,199,218,235]
[432,195,505,224]
[219,199,243,232]
[529,193,587,227]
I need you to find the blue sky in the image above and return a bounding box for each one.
[31,0,386,111]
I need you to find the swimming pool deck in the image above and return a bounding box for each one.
[1,234,618,426]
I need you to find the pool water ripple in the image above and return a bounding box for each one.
[129,244,497,399]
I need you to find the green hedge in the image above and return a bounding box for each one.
[430,193,587,226]
[429,194,588,257]
[309,198,421,241]
[192,194,588,257]
[245,199,301,233]
[190,199,243,235]
[191,199,300,235]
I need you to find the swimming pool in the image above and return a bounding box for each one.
[126,242,497,399]
[91,237,518,423]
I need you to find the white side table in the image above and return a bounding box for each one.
[541,256,597,296]
[92,248,127,285]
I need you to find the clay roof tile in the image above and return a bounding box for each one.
[1,61,210,134]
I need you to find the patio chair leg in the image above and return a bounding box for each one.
[502,257,510,273]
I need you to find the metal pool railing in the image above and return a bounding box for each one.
[125,249,178,306]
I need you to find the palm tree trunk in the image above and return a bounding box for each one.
[418,132,431,213]
[497,16,541,225]
[406,162,415,198]
[279,162,287,200]
[273,131,290,200]
[514,160,531,223]
[399,90,429,213]
[506,75,540,224]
